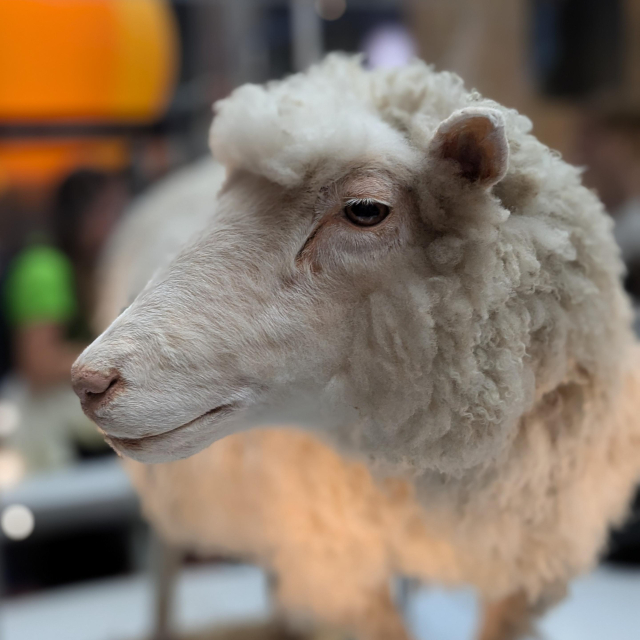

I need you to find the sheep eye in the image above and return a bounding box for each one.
[344,201,390,227]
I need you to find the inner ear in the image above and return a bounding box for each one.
[430,108,509,188]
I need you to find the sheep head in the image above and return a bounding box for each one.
[72,57,629,474]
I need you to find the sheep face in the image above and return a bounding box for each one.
[72,105,533,471]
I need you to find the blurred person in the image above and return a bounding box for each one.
[1,169,128,471]
[0,188,15,383]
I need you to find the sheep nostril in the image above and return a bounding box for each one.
[71,367,122,415]
[86,377,117,397]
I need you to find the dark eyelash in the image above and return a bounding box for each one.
[344,197,390,207]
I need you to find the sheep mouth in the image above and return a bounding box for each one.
[104,403,239,459]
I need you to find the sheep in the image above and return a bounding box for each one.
[74,56,640,640]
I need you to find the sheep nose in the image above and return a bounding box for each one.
[71,367,122,417]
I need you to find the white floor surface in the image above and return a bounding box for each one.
[1,563,639,640]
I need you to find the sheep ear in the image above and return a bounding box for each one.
[429,108,509,188]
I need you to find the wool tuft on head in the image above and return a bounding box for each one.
[209,55,522,189]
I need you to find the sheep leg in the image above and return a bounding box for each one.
[478,583,568,640]
[477,591,534,640]
[150,535,183,640]
[355,586,414,640]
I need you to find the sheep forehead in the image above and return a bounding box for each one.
[209,55,469,189]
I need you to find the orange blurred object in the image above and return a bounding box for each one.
[0,0,179,187]
[0,0,179,122]
[0,138,130,188]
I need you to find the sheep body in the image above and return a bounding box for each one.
[94,58,640,639]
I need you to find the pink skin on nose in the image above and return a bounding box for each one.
[71,366,122,418]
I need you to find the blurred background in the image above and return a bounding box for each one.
[0,1,639,639]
